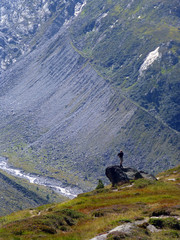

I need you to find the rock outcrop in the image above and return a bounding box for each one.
[105,166,129,187]
[90,218,160,240]
[105,166,157,186]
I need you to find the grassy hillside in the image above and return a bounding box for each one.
[0,170,67,217]
[0,165,179,239]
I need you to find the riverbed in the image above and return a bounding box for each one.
[0,156,82,199]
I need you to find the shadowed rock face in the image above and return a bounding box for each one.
[105,166,157,186]
[105,166,129,187]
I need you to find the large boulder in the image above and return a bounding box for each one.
[105,166,157,186]
[122,167,143,180]
[139,171,157,181]
[105,166,129,187]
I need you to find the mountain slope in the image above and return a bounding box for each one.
[0,165,179,239]
[0,0,84,72]
[0,170,67,216]
[0,0,179,193]
[71,0,180,131]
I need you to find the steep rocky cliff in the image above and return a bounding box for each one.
[0,0,84,71]
[0,0,179,192]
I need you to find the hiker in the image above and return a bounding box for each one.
[117,150,124,168]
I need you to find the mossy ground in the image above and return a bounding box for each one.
[0,166,179,239]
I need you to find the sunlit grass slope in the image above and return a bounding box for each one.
[0,165,179,239]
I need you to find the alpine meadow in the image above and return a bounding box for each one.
[0,0,179,223]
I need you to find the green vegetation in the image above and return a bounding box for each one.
[0,166,179,239]
[133,179,155,189]
[157,165,180,184]
[96,179,104,189]
[0,0,180,210]
[149,217,180,230]
[0,170,68,216]
[71,0,180,131]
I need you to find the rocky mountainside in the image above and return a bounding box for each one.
[71,0,180,132]
[0,0,84,71]
[0,0,179,193]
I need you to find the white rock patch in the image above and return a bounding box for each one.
[168,178,176,181]
[139,47,161,76]
[0,14,8,25]
[74,0,87,17]
[43,2,50,14]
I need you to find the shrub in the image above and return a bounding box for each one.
[60,208,84,219]
[96,179,104,189]
[163,218,180,230]
[92,211,104,217]
[150,207,171,217]
[149,217,180,230]
[149,218,164,228]
[39,225,57,234]
[59,226,68,231]
[12,229,23,236]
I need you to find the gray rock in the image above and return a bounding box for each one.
[105,166,129,187]
[109,222,135,234]
[122,167,143,180]
[90,234,108,240]
[105,166,157,186]
[147,224,160,233]
[139,171,157,181]
[90,222,136,240]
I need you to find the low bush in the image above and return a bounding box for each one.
[96,179,104,189]
[60,208,84,219]
[163,218,180,230]
[39,225,57,234]
[92,211,104,217]
[150,207,171,217]
[149,218,163,228]
[149,217,180,230]
[133,179,155,189]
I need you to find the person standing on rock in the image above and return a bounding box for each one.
[118,150,124,168]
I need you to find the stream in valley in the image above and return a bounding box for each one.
[0,156,82,199]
